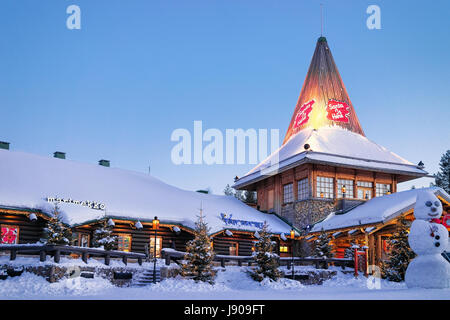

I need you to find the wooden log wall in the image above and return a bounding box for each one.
[0,211,47,244]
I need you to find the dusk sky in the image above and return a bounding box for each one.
[1,0,449,194]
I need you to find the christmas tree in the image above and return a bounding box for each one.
[181,209,216,284]
[381,218,415,282]
[92,219,117,250]
[435,150,450,193]
[42,204,72,245]
[250,222,281,282]
[344,242,358,260]
[314,230,333,258]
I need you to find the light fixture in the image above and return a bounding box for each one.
[320,192,324,198]
[290,229,295,239]
[135,220,143,230]
[172,226,180,233]
[152,216,160,230]
[107,218,115,227]
[29,213,37,221]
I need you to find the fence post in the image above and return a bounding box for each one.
[138,257,143,266]
[364,248,369,277]
[122,256,127,265]
[104,254,110,266]
[10,249,17,261]
[165,253,171,266]
[354,248,359,277]
[54,249,60,263]
[221,258,225,268]
[82,252,88,264]
[40,250,46,262]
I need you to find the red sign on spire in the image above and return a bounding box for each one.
[293,100,315,129]
[326,99,350,123]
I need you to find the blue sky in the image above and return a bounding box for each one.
[1,0,449,194]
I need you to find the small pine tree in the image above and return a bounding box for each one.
[314,230,333,258]
[92,220,117,250]
[181,210,216,283]
[251,222,281,282]
[435,150,450,193]
[43,204,72,245]
[381,218,415,282]
[344,242,358,260]
[244,190,257,204]
[224,184,235,196]
[234,190,245,201]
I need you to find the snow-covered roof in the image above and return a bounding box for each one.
[0,149,293,235]
[311,187,450,232]
[234,127,427,188]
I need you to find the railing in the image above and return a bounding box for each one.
[161,249,353,270]
[0,244,146,266]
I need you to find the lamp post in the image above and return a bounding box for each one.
[290,228,295,280]
[152,216,159,284]
[342,185,346,199]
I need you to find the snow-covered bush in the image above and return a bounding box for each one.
[42,204,72,245]
[92,219,117,250]
[250,222,281,282]
[181,211,216,284]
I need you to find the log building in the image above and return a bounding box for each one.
[233,36,449,266]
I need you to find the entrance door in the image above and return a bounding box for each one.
[229,242,239,256]
[357,188,372,200]
[150,237,162,258]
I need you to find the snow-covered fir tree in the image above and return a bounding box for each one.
[250,222,281,282]
[223,184,235,196]
[344,242,358,260]
[181,209,216,284]
[244,190,257,204]
[435,150,450,193]
[381,218,415,282]
[314,230,333,258]
[92,219,117,250]
[42,204,72,245]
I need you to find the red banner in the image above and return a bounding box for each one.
[293,100,315,128]
[326,99,350,123]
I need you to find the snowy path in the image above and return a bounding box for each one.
[0,266,449,300]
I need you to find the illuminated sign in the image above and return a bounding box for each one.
[326,99,350,123]
[293,100,315,128]
[46,197,106,210]
[220,213,264,229]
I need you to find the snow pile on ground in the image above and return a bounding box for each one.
[0,266,449,300]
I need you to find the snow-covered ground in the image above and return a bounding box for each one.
[0,265,449,300]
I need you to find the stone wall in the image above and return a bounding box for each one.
[281,199,337,230]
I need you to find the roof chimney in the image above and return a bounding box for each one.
[0,141,10,150]
[53,151,66,159]
[99,159,110,167]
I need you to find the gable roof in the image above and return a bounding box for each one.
[0,149,293,235]
[310,187,450,233]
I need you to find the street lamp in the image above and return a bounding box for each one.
[342,185,346,199]
[290,228,295,280]
[152,216,160,284]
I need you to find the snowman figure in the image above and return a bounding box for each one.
[405,190,450,288]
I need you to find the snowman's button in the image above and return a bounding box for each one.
[435,235,440,240]
[435,242,440,247]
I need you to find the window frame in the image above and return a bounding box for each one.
[297,178,309,200]
[283,183,294,204]
[316,176,334,199]
[117,234,132,252]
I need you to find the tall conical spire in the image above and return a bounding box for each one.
[283,37,365,144]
